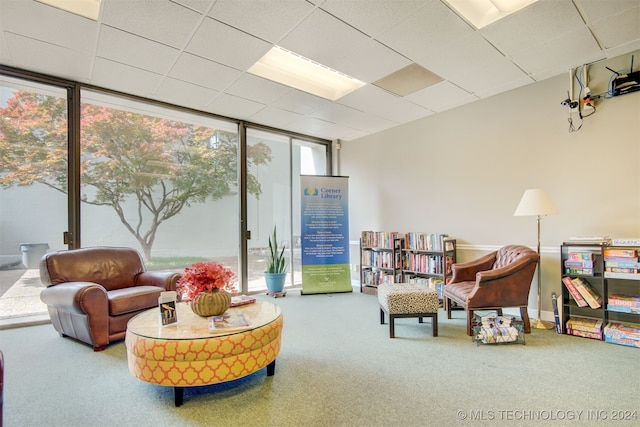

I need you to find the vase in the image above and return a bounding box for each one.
[190,289,231,317]
[264,272,287,293]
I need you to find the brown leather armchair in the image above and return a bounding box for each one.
[40,247,180,351]
[444,245,539,336]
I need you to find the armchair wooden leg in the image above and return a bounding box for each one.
[466,310,474,336]
[520,307,531,333]
[446,298,452,319]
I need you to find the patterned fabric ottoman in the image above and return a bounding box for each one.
[378,283,439,338]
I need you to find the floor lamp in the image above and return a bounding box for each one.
[514,188,558,329]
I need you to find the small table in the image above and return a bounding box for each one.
[125,300,283,406]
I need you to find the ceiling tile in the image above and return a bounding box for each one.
[272,90,330,115]
[248,106,304,129]
[310,102,397,133]
[480,0,585,54]
[1,0,97,53]
[377,0,473,62]
[508,27,604,78]
[334,39,412,84]
[208,0,314,43]
[3,32,93,80]
[225,73,292,105]
[169,53,241,91]
[278,9,371,69]
[588,5,640,50]
[319,0,428,37]
[186,17,271,70]
[155,77,218,109]
[97,26,180,74]
[406,81,478,112]
[575,0,639,23]
[337,85,432,124]
[101,0,203,49]
[205,92,265,120]
[171,0,215,14]
[90,57,163,97]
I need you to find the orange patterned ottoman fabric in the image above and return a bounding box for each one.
[126,314,283,386]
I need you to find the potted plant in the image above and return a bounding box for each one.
[264,225,287,293]
[176,261,237,317]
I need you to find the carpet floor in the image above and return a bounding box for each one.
[1,289,639,426]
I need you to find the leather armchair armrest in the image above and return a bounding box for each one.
[40,282,107,314]
[136,271,181,291]
[450,251,497,283]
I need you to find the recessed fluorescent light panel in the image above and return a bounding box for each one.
[248,46,365,101]
[37,0,101,20]
[444,0,538,29]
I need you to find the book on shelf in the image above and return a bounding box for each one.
[566,317,603,339]
[566,317,603,333]
[230,295,257,307]
[561,277,588,307]
[158,291,178,326]
[606,267,638,274]
[565,267,594,276]
[571,277,602,309]
[403,232,450,252]
[564,260,595,269]
[361,231,402,249]
[208,313,250,332]
[565,236,611,245]
[611,238,640,246]
[567,251,595,261]
[604,271,640,280]
[603,248,637,258]
[607,294,640,308]
[604,260,640,268]
[604,322,640,348]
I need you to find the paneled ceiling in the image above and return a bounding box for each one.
[1,0,639,142]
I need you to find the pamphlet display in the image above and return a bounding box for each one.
[159,291,178,326]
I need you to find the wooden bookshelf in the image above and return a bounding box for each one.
[560,242,640,348]
[359,231,456,298]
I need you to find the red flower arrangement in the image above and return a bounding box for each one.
[176,261,237,302]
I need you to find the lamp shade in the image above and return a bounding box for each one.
[514,188,558,216]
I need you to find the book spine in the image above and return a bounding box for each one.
[565,267,594,276]
[567,252,595,261]
[605,267,638,273]
[562,277,588,307]
[604,272,640,280]
[564,260,595,268]
[604,261,640,268]
[611,238,640,246]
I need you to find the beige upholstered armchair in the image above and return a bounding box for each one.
[40,247,180,351]
[444,245,539,336]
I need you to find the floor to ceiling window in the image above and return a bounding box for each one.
[79,88,242,289]
[0,75,69,321]
[245,129,328,292]
[0,68,331,324]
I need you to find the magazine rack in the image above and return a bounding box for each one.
[472,314,525,346]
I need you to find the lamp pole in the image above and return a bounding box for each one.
[532,214,554,329]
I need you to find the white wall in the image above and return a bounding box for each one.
[341,52,640,315]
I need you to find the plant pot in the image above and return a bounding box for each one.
[264,272,287,293]
[190,289,231,317]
